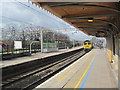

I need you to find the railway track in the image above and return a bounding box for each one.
[2,48,87,89]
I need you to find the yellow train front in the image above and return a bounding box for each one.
[83,40,93,51]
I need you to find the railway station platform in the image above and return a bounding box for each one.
[1,46,83,68]
[35,48,118,89]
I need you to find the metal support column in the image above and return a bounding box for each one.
[114,35,119,68]
[106,35,112,62]
[119,38,120,90]
[41,30,43,53]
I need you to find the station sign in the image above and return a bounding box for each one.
[96,31,106,37]
[14,41,22,49]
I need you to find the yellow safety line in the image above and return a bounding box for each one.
[74,52,96,90]
[56,68,74,82]
[56,51,92,82]
[56,75,68,82]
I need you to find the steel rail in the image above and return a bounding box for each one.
[2,52,78,87]
[22,50,86,90]
[2,48,86,89]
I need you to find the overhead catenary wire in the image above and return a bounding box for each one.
[1,1,82,41]
[1,1,73,30]
[1,16,83,41]
[1,15,54,29]
[14,0,70,27]
[1,15,79,33]
[1,16,31,24]
[1,0,79,32]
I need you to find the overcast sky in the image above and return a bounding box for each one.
[1,0,92,41]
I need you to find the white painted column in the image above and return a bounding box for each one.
[114,36,119,71]
[41,30,43,53]
[106,35,113,62]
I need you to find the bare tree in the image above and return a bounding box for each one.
[2,24,71,49]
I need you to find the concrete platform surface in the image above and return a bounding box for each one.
[35,49,118,89]
[1,46,83,68]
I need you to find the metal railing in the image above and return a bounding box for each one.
[1,45,41,60]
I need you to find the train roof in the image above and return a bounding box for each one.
[84,40,91,42]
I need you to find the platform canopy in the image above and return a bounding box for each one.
[30,1,120,37]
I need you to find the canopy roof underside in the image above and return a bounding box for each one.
[31,2,120,37]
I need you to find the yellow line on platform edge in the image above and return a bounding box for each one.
[74,52,96,90]
[56,68,75,82]
[57,51,92,82]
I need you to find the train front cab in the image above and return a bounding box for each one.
[83,41,93,52]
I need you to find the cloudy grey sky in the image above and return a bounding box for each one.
[1,0,92,41]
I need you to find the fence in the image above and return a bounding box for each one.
[1,42,82,60]
[1,44,41,60]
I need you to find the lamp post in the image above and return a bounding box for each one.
[65,43,66,49]
[88,18,94,22]
[73,39,75,48]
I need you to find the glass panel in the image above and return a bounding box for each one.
[84,43,87,45]
[88,43,91,45]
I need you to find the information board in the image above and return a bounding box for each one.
[14,41,22,49]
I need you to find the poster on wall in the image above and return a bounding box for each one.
[14,41,22,49]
